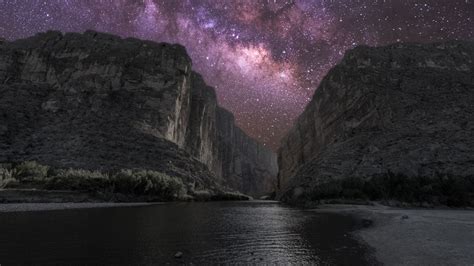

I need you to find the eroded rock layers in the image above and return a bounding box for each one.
[0,31,276,195]
[277,41,474,202]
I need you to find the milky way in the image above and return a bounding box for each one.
[1,0,473,150]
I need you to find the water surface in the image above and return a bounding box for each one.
[0,201,373,265]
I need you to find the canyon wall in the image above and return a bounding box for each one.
[277,41,474,202]
[216,107,278,195]
[184,73,278,194]
[0,31,276,195]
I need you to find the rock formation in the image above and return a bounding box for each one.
[277,41,474,202]
[185,72,278,195]
[0,31,277,195]
[216,107,278,195]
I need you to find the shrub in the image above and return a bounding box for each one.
[308,173,474,207]
[1,161,192,201]
[46,169,110,192]
[310,181,343,201]
[0,168,17,189]
[111,170,185,200]
[14,161,49,181]
[42,168,185,201]
[191,190,212,201]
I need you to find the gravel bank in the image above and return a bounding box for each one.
[0,202,157,213]
[313,204,474,266]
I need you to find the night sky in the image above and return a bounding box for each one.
[1,0,473,150]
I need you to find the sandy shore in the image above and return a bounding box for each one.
[313,204,474,266]
[0,202,158,213]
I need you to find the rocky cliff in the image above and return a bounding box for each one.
[216,107,278,195]
[185,72,277,195]
[0,31,276,195]
[278,41,474,203]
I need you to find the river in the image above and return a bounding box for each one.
[0,201,374,265]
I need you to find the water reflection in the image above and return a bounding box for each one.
[0,201,370,265]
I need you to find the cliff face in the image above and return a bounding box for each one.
[216,108,278,195]
[278,41,474,202]
[0,31,276,194]
[185,72,219,175]
[185,73,277,195]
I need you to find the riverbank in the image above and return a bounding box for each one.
[0,162,251,203]
[313,204,474,265]
[0,202,157,213]
[0,188,252,205]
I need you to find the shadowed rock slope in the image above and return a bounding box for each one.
[0,31,276,195]
[277,41,474,204]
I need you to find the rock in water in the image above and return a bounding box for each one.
[362,219,373,228]
[0,31,276,195]
[174,251,183,259]
[277,41,474,203]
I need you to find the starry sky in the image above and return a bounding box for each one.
[1,0,473,150]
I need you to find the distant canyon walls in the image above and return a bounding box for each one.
[186,72,278,195]
[0,31,276,195]
[277,41,474,202]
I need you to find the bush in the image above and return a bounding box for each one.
[309,173,474,207]
[1,161,188,201]
[309,179,344,201]
[0,168,17,189]
[191,190,212,201]
[111,170,185,200]
[14,161,49,181]
[46,168,186,201]
[46,169,110,192]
